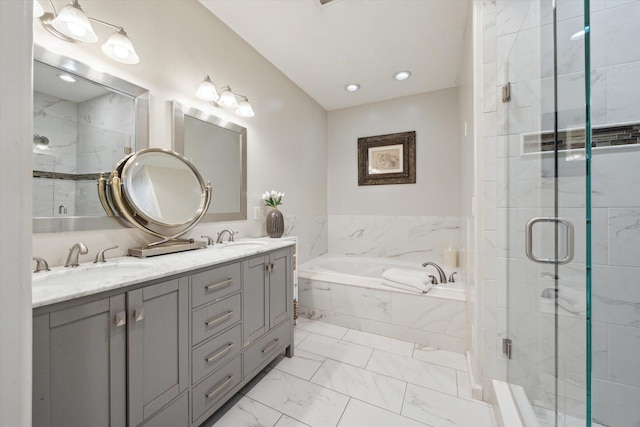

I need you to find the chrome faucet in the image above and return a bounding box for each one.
[201,235,215,246]
[216,229,236,243]
[422,262,447,284]
[65,243,88,267]
[94,245,118,263]
[32,257,51,273]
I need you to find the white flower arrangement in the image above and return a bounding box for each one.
[262,190,284,208]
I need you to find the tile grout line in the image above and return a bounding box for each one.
[334,397,352,427]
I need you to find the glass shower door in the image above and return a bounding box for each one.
[502,0,589,425]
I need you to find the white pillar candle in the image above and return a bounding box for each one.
[443,246,458,268]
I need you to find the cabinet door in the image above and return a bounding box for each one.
[243,255,269,347]
[128,277,189,427]
[269,248,292,328]
[33,295,127,427]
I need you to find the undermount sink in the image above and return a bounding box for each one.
[33,262,153,287]
[216,240,269,249]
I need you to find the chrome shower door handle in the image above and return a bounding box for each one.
[525,217,574,265]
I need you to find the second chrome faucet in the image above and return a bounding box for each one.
[65,243,88,267]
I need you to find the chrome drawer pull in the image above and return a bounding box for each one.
[261,338,280,354]
[205,375,234,399]
[205,278,233,292]
[115,311,127,328]
[205,310,233,327]
[134,308,144,322]
[205,343,234,363]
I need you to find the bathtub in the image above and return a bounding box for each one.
[297,255,467,353]
[299,255,465,299]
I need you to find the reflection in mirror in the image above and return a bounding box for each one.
[173,101,247,222]
[33,45,149,232]
[122,151,205,226]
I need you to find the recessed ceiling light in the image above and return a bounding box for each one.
[58,73,76,83]
[394,71,412,81]
[345,83,360,92]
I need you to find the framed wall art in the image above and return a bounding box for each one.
[357,131,416,185]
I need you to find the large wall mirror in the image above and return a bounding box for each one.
[33,45,149,232]
[173,101,247,222]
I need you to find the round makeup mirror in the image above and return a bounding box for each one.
[99,148,212,257]
[121,150,206,227]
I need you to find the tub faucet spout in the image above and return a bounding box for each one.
[422,262,447,284]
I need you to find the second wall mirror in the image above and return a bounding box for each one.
[173,101,247,222]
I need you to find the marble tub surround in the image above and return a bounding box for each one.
[328,215,461,266]
[283,214,328,264]
[32,237,295,308]
[298,275,467,353]
[203,319,496,427]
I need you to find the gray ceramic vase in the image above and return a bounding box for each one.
[266,207,284,238]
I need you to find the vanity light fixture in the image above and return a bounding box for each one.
[36,0,140,64]
[195,75,219,102]
[345,83,360,92]
[195,78,255,118]
[394,70,412,81]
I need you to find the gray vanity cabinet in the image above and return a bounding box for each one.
[268,249,292,328]
[33,278,189,427]
[128,277,189,427]
[242,255,270,346]
[242,248,292,376]
[34,245,293,427]
[32,295,127,427]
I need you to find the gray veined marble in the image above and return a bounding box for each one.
[311,359,407,413]
[245,370,349,427]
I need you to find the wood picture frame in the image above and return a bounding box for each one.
[357,131,416,186]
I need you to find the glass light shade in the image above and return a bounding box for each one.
[51,1,98,42]
[345,83,360,92]
[33,0,45,17]
[235,99,255,117]
[218,88,238,109]
[101,29,140,64]
[195,76,219,102]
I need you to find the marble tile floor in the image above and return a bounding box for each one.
[203,319,496,427]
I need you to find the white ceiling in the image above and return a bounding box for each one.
[34,61,110,103]
[199,0,470,111]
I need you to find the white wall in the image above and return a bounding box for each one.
[31,0,328,265]
[327,89,460,217]
[0,1,33,426]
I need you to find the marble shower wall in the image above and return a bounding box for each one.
[327,215,462,270]
[481,0,640,425]
[33,91,78,217]
[76,92,134,174]
[32,90,134,217]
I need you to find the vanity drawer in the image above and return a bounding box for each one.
[191,262,241,308]
[192,356,242,422]
[192,293,241,346]
[243,321,291,378]
[192,324,242,384]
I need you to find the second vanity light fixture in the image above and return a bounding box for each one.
[195,75,255,118]
[34,0,140,65]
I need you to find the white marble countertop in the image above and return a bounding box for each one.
[33,237,295,309]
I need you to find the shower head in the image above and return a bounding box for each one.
[33,134,49,147]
